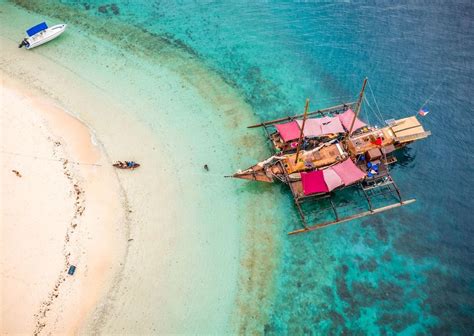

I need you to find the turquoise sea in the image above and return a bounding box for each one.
[12,1,474,334]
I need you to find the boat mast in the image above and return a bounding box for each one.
[347,77,368,137]
[294,99,310,164]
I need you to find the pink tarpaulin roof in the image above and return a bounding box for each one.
[301,170,329,195]
[331,159,366,186]
[321,117,345,134]
[338,109,366,133]
[296,119,322,137]
[275,121,301,142]
[316,116,332,124]
[322,168,344,191]
[296,116,345,138]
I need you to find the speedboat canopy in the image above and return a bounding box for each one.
[26,22,48,37]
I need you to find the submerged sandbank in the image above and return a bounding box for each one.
[0,77,126,335]
[1,1,286,333]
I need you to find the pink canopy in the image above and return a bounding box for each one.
[321,117,345,134]
[297,116,345,138]
[296,119,322,137]
[316,116,332,124]
[301,170,329,195]
[331,159,366,186]
[275,121,301,142]
[322,168,344,191]
[338,109,366,133]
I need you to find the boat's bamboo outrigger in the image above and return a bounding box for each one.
[247,102,356,129]
[231,78,431,235]
[288,167,414,234]
[288,199,416,235]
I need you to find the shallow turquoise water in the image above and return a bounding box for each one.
[23,1,474,333]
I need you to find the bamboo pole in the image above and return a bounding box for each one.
[294,99,310,164]
[288,199,416,235]
[347,78,368,136]
[247,102,356,128]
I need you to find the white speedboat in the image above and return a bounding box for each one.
[19,22,67,49]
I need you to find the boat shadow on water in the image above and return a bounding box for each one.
[233,179,276,196]
[393,147,417,169]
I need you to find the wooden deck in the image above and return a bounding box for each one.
[282,144,344,174]
[346,127,394,155]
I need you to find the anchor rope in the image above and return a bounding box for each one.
[1,150,232,177]
[0,150,102,167]
[417,77,446,112]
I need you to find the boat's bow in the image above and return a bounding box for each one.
[232,166,274,183]
[231,155,287,183]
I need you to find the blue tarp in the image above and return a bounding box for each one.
[26,22,48,37]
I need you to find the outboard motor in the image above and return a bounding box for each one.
[18,38,29,48]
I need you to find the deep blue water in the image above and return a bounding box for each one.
[32,0,474,334]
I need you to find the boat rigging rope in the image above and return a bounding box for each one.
[366,80,386,125]
[364,96,386,126]
[362,96,373,126]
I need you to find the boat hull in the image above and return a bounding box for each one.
[113,163,140,170]
[25,24,67,49]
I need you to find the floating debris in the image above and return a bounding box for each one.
[68,265,76,275]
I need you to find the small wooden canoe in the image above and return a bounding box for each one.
[113,161,140,170]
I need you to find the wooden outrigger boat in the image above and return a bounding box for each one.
[113,161,140,170]
[230,78,431,234]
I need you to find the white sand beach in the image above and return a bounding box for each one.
[0,2,283,334]
[0,78,127,335]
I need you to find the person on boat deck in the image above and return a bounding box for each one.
[127,161,135,167]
